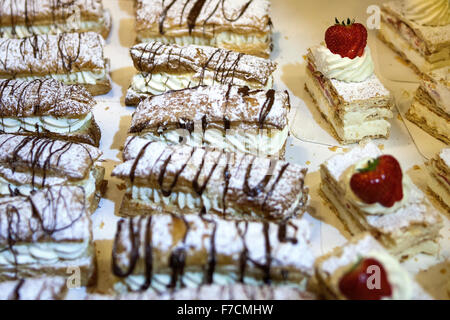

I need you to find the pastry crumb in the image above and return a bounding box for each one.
[306,161,311,165]
[397,114,402,121]
[378,144,385,151]
[302,54,307,61]
[342,148,350,152]
[413,165,420,170]
[105,106,110,111]
[99,221,105,229]
[116,183,127,191]
[328,146,338,152]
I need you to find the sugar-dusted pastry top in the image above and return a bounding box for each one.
[130,41,276,85]
[114,137,307,219]
[0,0,105,27]
[88,284,316,300]
[130,85,290,133]
[112,214,314,289]
[0,134,102,180]
[0,78,95,118]
[0,277,67,300]
[136,0,271,36]
[0,186,90,245]
[382,1,450,52]
[0,32,107,76]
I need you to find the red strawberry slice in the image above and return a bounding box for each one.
[325,18,368,59]
[339,258,393,300]
[350,155,404,208]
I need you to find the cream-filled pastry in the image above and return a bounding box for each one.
[0,277,68,300]
[0,78,101,146]
[129,85,290,158]
[112,137,308,220]
[0,134,106,213]
[112,213,314,292]
[0,0,111,39]
[126,41,276,105]
[379,0,450,75]
[312,233,432,300]
[0,186,95,285]
[320,141,443,259]
[135,0,273,58]
[305,20,393,144]
[0,32,111,96]
[426,148,450,213]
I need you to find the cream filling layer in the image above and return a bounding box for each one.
[0,112,92,134]
[408,99,450,136]
[305,69,391,141]
[142,126,289,157]
[7,69,107,85]
[139,31,271,47]
[380,21,450,72]
[130,72,273,96]
[0,169,97,201]
[366,250,414,300]
[0,239,89,265]
[422,79,450,114]
[129,185,305,218]
[0,21,104,38]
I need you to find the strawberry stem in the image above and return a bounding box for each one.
[358,157,380,173]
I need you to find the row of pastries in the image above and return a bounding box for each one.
[0,0,448,300]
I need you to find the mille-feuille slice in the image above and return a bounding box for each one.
[126,41,277,105]
[112,137,308,220]
[135,0,272,58]
[0,186,95,285]
[129,85,290,158]
[379,0,450,75]
[87,284,316,300]
[320,141,443,259]
[0,78,101,146]
[0,134,106,213]
[0,32,111,96]
[312,233,432,300]
[0,0,111,39]
[0,277,67,300]
[406,67,449,144]
[426,148,450,213]
[112,214,314,292]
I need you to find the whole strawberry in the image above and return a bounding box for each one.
[339,258,393,300]
[350,155,404,208]
[325,18,368,59]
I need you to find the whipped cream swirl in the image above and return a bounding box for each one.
[310,45,374,83]
[404,0,450,26]
[339,158,410,215]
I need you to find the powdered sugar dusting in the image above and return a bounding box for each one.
[330,74,391,103]
[439,148,450,167]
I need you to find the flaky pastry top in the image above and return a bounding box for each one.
[0,32,107,76]
[130,41,276,86]
[130,85,290,133]
[0,78,95,118]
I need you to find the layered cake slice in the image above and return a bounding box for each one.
[320,141,443,259]
[0,186,95,285]
[305,20,393,144]
[129,85,290,158]
[135,0,273,58]
[313,233,432,300]
[112,214,314,292]
[379,0,450,75]
[0,0,111,39]
[88,284,316,300]
[0,32,111,96]
[126,41,276,105]
[0,277,67,300]
[406,67,449,144]
[112,137,308,221]
[0,134,106,213]
[0,78,101,146]
[426,148,450,212]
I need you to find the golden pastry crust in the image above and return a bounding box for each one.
[0,134,102,180]
[112,213,314,291]
[0,32,108,77]
[130,41,276,85]
[129,85,290,134]
[0,78,95,118]
[113,138,308,220]
[135,0,271,40]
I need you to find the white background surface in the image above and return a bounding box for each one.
[73,0,450,299]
